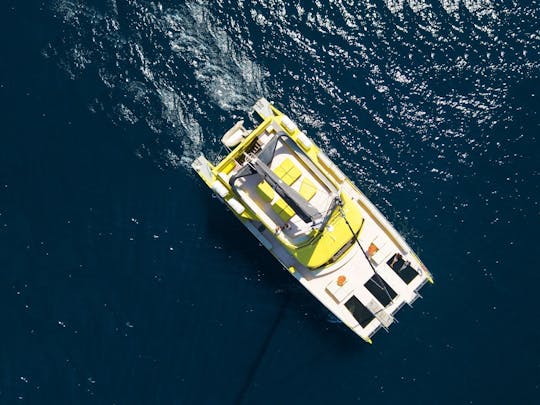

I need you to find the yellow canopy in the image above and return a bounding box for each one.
[291,193,363,269]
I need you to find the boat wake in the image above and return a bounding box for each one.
[49,0,538,227]
[49,0,268,169]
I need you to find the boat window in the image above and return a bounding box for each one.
[345,296,374,328]
[365,276,397,307]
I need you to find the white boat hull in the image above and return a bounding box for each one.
[192,99,433,343]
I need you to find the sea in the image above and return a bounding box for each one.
[0,0,538,403]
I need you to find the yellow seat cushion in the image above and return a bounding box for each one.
[273,162,288,179]
[285,165,301,185]
[299,177,317,201]
[278,205,295,222]
[272,197,296,223]
[273,197,288,212]
[273,158,302,186]
[256,181,275,202]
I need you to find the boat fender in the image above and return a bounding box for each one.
[211,181,229,198]
[226,197,245,215]
[297,132,313,150]
[223,129,245,147]
[281,116,297,133]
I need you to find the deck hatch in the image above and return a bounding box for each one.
[345,296,375,328]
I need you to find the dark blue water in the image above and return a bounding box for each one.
[1,0,539,403]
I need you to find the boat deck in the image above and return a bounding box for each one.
[232,136,334,242]
[253,181,427,338]
[193,98,432,342]
[225,134,428,339]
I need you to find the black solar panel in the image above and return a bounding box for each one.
[345,296,374,328]
[365,276,397,306]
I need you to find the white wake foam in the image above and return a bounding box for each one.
[50,0,268,169]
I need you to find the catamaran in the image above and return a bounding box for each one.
[192,98,433,343]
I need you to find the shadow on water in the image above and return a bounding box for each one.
[201,189,287,285]
[234,291,290,405]
[198,187,368,402]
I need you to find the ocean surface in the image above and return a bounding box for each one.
[1,0,539,403]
